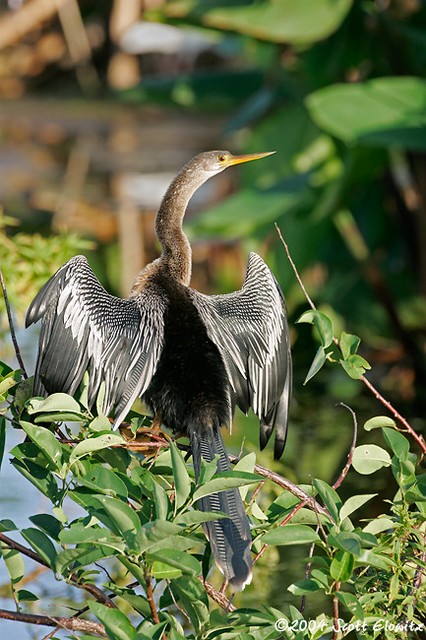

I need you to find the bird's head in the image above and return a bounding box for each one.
[189,149,275,178]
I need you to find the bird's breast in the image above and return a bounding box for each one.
[143,277,230,436]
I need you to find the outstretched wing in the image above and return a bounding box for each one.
[189,252,292,459]
[26,255,165,426]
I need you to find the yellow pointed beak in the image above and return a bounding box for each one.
[225,151,276,167]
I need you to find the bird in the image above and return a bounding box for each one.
[26,150,292,590]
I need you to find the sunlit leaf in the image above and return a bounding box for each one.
[314,479,341,524]
[170,439,192,512]
[297,310,333,348]
[20,421,65,472]
[330,550,354,582]
[89,601,137,640]
[0,545,24,584]
[27,393,81,414]
[262,524,321,546]
[288,579,322,595]
[352,445,392,475]
[339,494,377,522]
[307,76,426,149]
[339,332,361,360]
[148,548,201,577]
[165,0,353,45]
[70,433,125,464]
[192,471,261,501]
[340,354,371,379]
[382,427,410,461]
[364,416,397,431]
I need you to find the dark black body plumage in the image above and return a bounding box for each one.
[26,150,292,589]
[144,273,230,435]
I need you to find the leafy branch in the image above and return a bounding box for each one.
[275,223,426,456]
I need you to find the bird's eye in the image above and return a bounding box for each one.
[218,154,227,163]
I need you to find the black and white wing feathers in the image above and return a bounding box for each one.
[26,255,165,426]
[190,252,292,459]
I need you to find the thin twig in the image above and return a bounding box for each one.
[229,456,333,522]
[332,584,341,640]
[143,565,160,624]
[199,577,235,612]
[0,609,107,636]
[275,223,426,456]
[275,223,316,310]
[0,268,28,378]
[0,532,116,608]
[332,403,358,490]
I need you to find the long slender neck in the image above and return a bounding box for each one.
[155,163,207,286]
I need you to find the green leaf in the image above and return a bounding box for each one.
[170,440,191,512]
[165,0,353,45]
[69,433,125,464]
[94,496,142,550]
[21,527,57,568]
[304,346,327,385]
[173,510,228,526]
[0,545,24,584]
[73,463,129,499]
[382,427,410,461]
[330,550,354,582]
[192,471,261,502]
[11,457,60,499]
[56,546,114,574]
[352,444,392,475]
[89,601,136,640]
[20,421,65,472]
[288,579,322,595]
[262,524,321,546]
[27,393,81,414]
[29,514,61,541]
[364,415,397,431]
[340,354,371,379]
[314,479,341,524]
[297,310,333,348]
[234,452,256,500]
[59,523,122,547]
[170,577,209,634]
[152,480,171,521]
[0,416,5,471]
[356,549,394,570]
[336,591,364,619]
[307,76,426,150]
[17,589,39,602]
[339,494,377,522]
[328,531,361,556]
[0,519,17,532]
[148,548,201,577]
[362,517,395,535]
[339,332,361,359]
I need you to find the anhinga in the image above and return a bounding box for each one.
[26,150,292,589]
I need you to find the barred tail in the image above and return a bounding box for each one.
[189,427,252,589]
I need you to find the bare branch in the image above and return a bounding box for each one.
[0,532,116,608]
[0,268,28,378]
[229,456,333,522]
[199,577,235,612]
[0,608,107,636]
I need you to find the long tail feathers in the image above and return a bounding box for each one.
[189,427,252,590]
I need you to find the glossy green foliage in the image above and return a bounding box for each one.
[0,362,425,638]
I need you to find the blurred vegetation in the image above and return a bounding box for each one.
[1,0,426,638]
